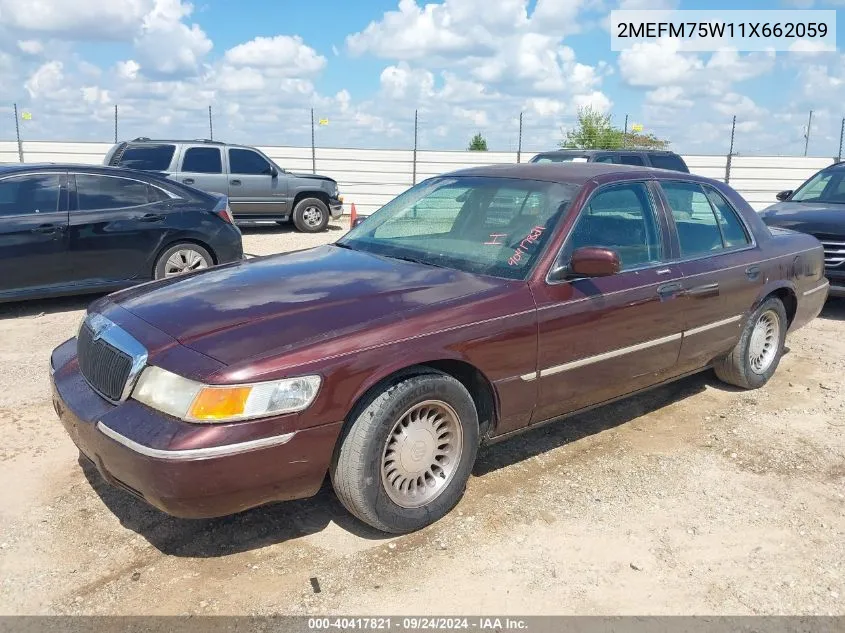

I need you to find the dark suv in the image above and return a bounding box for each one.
[104,138,343,232]
[529,149,689,172]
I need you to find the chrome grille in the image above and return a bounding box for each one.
[76,314,148,402]
[820,241,845,269]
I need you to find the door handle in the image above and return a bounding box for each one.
[31,223,59,235]
[138,213,164,222]
[687,282,720,297]
[656,282,684,300]
[182,178,195,185]
[745,265,761,280]
[230,179,242,186]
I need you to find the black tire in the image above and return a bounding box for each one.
[292,197,329,233]
[713,297,787,389]
[331,372,480,534]
[153,243,213,280]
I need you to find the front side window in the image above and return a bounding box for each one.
[0,174,61,217]
[229,149,273,175]
[791,168,845,203]
[564,182,663,270]
[338,176,579,280]
[115,144,175,171]
[75,175,155,210]
[181,147,222,174]
[661,181,725,257]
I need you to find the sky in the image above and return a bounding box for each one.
[1,0,845,155]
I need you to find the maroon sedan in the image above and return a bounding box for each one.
[50,163,828,534]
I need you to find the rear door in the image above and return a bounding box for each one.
[530,180,685,422]
[176,145,229,197]
[656,180,761,370]
[226,147,287,217]
[68,173,174,284]
[0,172,69,294]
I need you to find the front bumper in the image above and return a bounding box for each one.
[329,196,344,219]
[50,338,342,519]
[824,268,845,297]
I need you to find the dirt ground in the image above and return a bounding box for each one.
[0,218,843,616]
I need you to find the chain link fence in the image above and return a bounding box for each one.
[4,101,845,164]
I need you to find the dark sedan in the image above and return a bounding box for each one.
[50,163,826,534]
[0,164,243,302]
[760,161,845,297]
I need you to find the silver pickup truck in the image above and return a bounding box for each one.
[104,138,343,233]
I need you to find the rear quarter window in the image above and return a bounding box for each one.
[114,144,176,171]
[649,154,688,172]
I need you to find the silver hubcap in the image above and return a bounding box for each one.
[164,249,209,277]
[381,400,464,509]
[748,309,780,374]
[302,206,324,227]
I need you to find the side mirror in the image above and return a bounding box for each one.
[559,246,621,278]
[776,190,792,202]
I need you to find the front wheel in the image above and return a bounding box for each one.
[331,372,479,534]
[714,297,787,389]
[292,198,329,233]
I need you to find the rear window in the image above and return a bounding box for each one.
[531,154,588,163]
[620,155,645,166]
[114,144,175,171]
[649,154,688,172]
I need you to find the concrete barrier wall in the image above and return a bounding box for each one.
[2,141,836,212]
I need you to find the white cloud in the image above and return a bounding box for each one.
[16,40,43,55]
[115,60,141,80]
[24,60,65,98]
[0,0,158,40]
[81,86,111,104]
[133,0,212,77]
[223,35,326,74]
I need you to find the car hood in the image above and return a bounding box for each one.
[109,245,505,365]
[760,201,845,236]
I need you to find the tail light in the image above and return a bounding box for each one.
[213,196,235,224]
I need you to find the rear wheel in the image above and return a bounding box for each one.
[714,297,787,389]
[331,372,479,534]
[292,198,329,233]
[154,243,212,279]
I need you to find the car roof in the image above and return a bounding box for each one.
[533,149,681,156]
[0,163,168,177]
[118,138,224,145]
[443,162,704,185]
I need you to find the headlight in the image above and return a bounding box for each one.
[131,366,321,423]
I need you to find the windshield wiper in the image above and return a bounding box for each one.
[384,254,449,269]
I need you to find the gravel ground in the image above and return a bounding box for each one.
[0,217,843,615]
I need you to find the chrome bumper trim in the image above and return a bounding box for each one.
[96,422,296,461]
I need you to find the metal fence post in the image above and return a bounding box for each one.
[725,115,736,184]
[412,109,418,185]
[310,108,316,174]
[208,105,214,141]
[13,103,23,163]
[622,114,628,148]
[838,118,844,163]
[804,110,813,157]
[516,111,523,163]
[114,104,118,143]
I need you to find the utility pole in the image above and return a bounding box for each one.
[208,105,214,141]
[838,117,844,163]
[13,103,23,163]
[412,109,418,185]
[623,114,629,148]
[114,104,118,143]
[310,108,316,174]
[726,115,737,184]
[516,111,523,163]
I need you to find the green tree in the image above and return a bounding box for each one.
[468,132,488,151]
[560,106,670,150]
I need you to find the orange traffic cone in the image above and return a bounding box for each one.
[350,202,357,227]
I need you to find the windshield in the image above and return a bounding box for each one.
[336,176,579,280]
[791,168,845,204]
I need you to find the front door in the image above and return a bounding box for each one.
[176,145,230,197]
[0,172,69,295]
[529,180,686,423]
[226,148,287,217]
[656,180,763,370]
